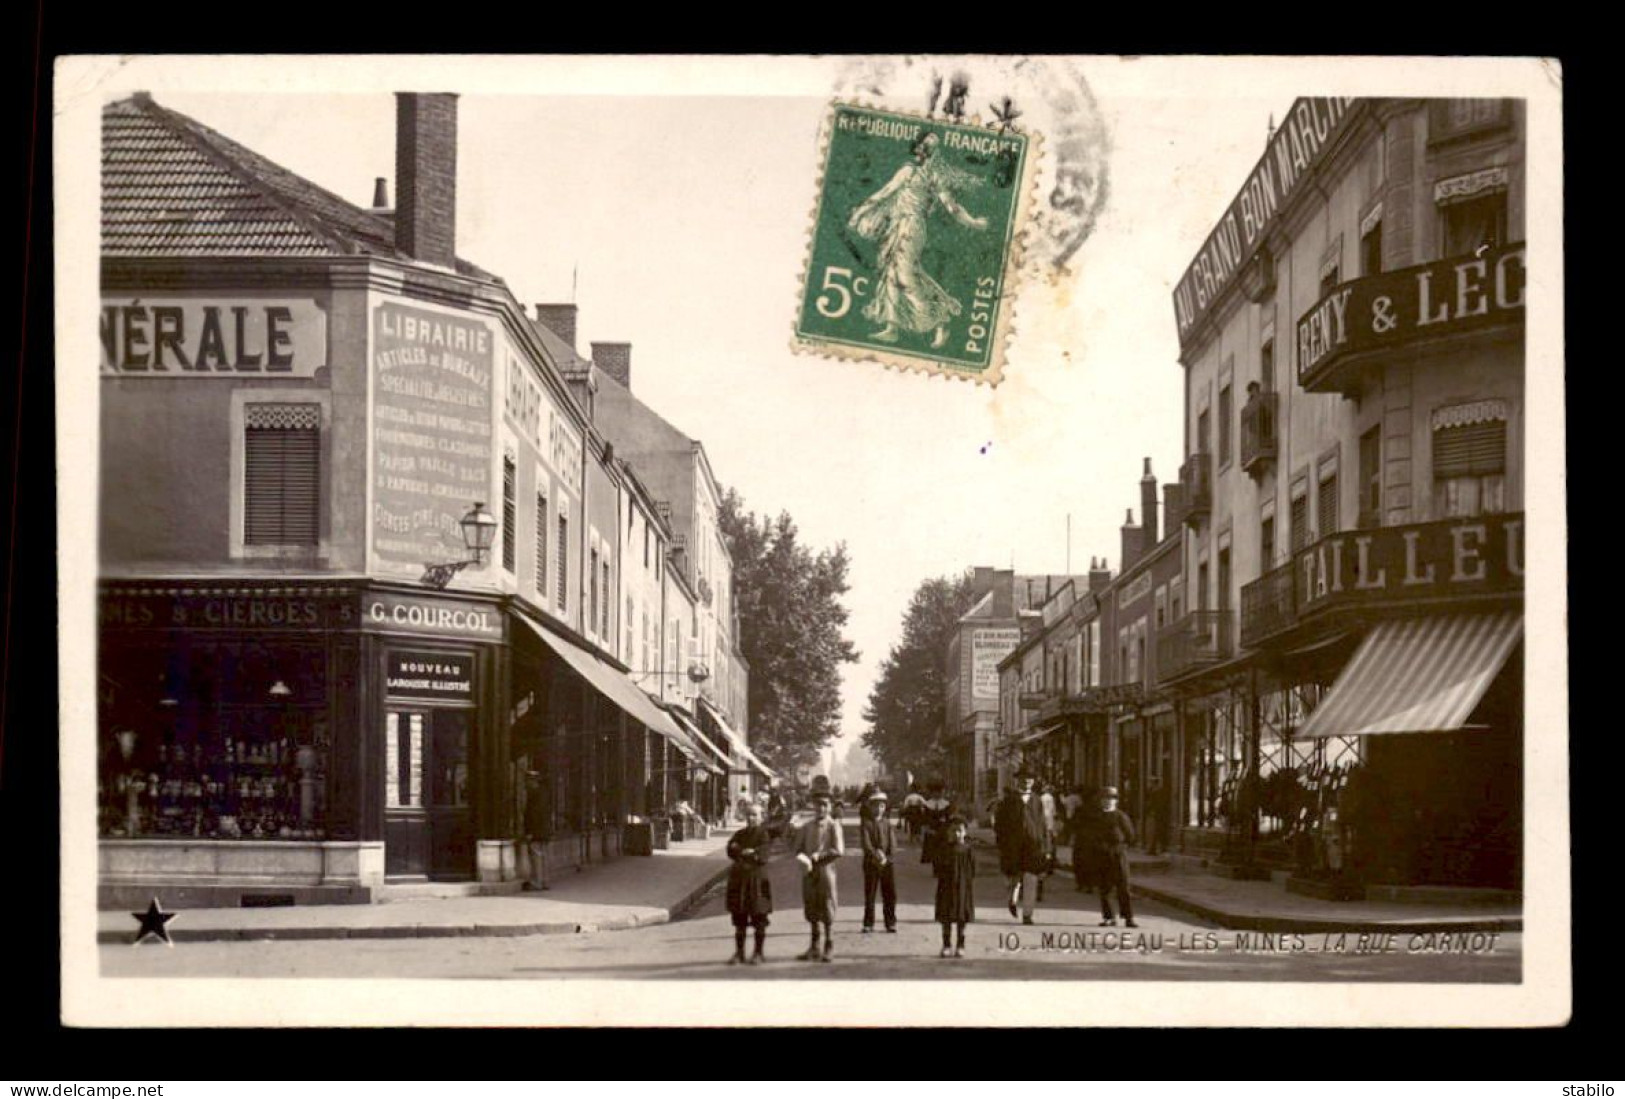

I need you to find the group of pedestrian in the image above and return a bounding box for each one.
[722,783,983,963]
[993,769,1144,928]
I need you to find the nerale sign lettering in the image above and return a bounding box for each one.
[101,299,327,376]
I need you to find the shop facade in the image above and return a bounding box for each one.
[1164,97,1527,890]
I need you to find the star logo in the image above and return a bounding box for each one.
[132,897,177,946]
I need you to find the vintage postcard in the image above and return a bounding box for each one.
[55,54,1566,1028]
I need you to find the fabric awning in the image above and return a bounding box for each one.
[696,697,776,779]
[1299,611,1522,739]
[664,705,728,775]
[513,610,686,745]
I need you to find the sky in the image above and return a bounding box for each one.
[70,56,1492,757]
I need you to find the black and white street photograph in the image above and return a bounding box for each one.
[53,54,1566,1028]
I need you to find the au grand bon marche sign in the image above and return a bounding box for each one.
[371,301,495,568]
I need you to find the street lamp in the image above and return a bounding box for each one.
[420,502,499,589]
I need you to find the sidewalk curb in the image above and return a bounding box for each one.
[1129,880,1524,934]
[98,862,734,945]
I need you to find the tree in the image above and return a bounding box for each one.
[720,489,859,776]
[861,572,979,783]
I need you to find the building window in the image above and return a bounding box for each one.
[625,596,635,663]
[1289,488,1310,552]
[1318,466,1340,537]
[556,515,569,612]
[1260,513,1276,570]
[1359,427,1382,528]
[1218,384,1233,466]
[535,493,548,594]
[589,547,599,635]
[601,560,611,639]
[1197,560,1210,613]
[1433,402,1509,517]
[1361,221,1383,275]
[643,524,650,569]
[1260,340,1274,393]
[244,404,319,546]
[502,455,516,573]
[1442,192,1507,259]
[1430,98,1512,144]
[1197,408,1211,456]
[1217,547,1231,614]
[1319,264,1340,298]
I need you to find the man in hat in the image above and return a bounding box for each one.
[859,786,898,933]
[1095,785,1139,927]
[793,784,845,961]
[995,769,1053,925]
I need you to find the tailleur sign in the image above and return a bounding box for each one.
[100,298,327,376]
[971,627,1022,700]
[372,301,495,567]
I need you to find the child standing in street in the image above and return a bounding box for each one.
[932,814,977,958]
[725,802,774,964]
[794,788,845,962]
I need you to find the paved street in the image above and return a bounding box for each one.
[101,824,1519,982]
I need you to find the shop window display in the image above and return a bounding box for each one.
[98,639,329,840]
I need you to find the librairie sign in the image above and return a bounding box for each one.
[1172,98,1357,347]
[101,298,327,376]
[1297,243,1526,388]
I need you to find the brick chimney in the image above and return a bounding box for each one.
[973,566,994,601]
[592,342,632,390]
[535,304,579,352]
[992,569,1015,618]
[1089,556,1112,593]
[394,93,458,268]
[1120,508,1143,570]
[1163,482,1185,532]
[1141,457,1159,549]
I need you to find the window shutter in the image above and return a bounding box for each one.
[244,404,319,546]
[535,493,548,593]
[1289,494,1309,551]
[1434,420,1506,478]
[502,456,517,573]
[1317,473,1339,536]
[556,516,569,610]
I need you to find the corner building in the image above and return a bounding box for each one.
[1164,98,1526,890]
[96,93,719,905]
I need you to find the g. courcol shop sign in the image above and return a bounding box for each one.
[365,593,503,639]
[101,298,327,376]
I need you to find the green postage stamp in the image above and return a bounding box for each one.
[794,103,1038,385]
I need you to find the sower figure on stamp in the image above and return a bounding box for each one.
[995,769,1053,925]
[1095,785,1139,928]
[847,131,988,349]
[725,802,774,965]
[932,813,977,958]
[794,787,845,961]
[859,786,898,933]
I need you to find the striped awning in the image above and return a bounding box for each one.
[664,705,728,775]
[1299,612,1522,738]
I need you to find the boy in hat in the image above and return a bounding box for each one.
[1095,786,1139,927]
[793,786,845,961]
[932,813,977,957]
[859,787,898,933]
[725,802,775,964]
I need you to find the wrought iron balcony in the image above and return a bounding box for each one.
[1239,390,1279,477]
[1157,609,1236,684]
[1240,560,1297,649]
[1178,452,1212,527]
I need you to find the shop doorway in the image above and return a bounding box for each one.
[384,707,474,879]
